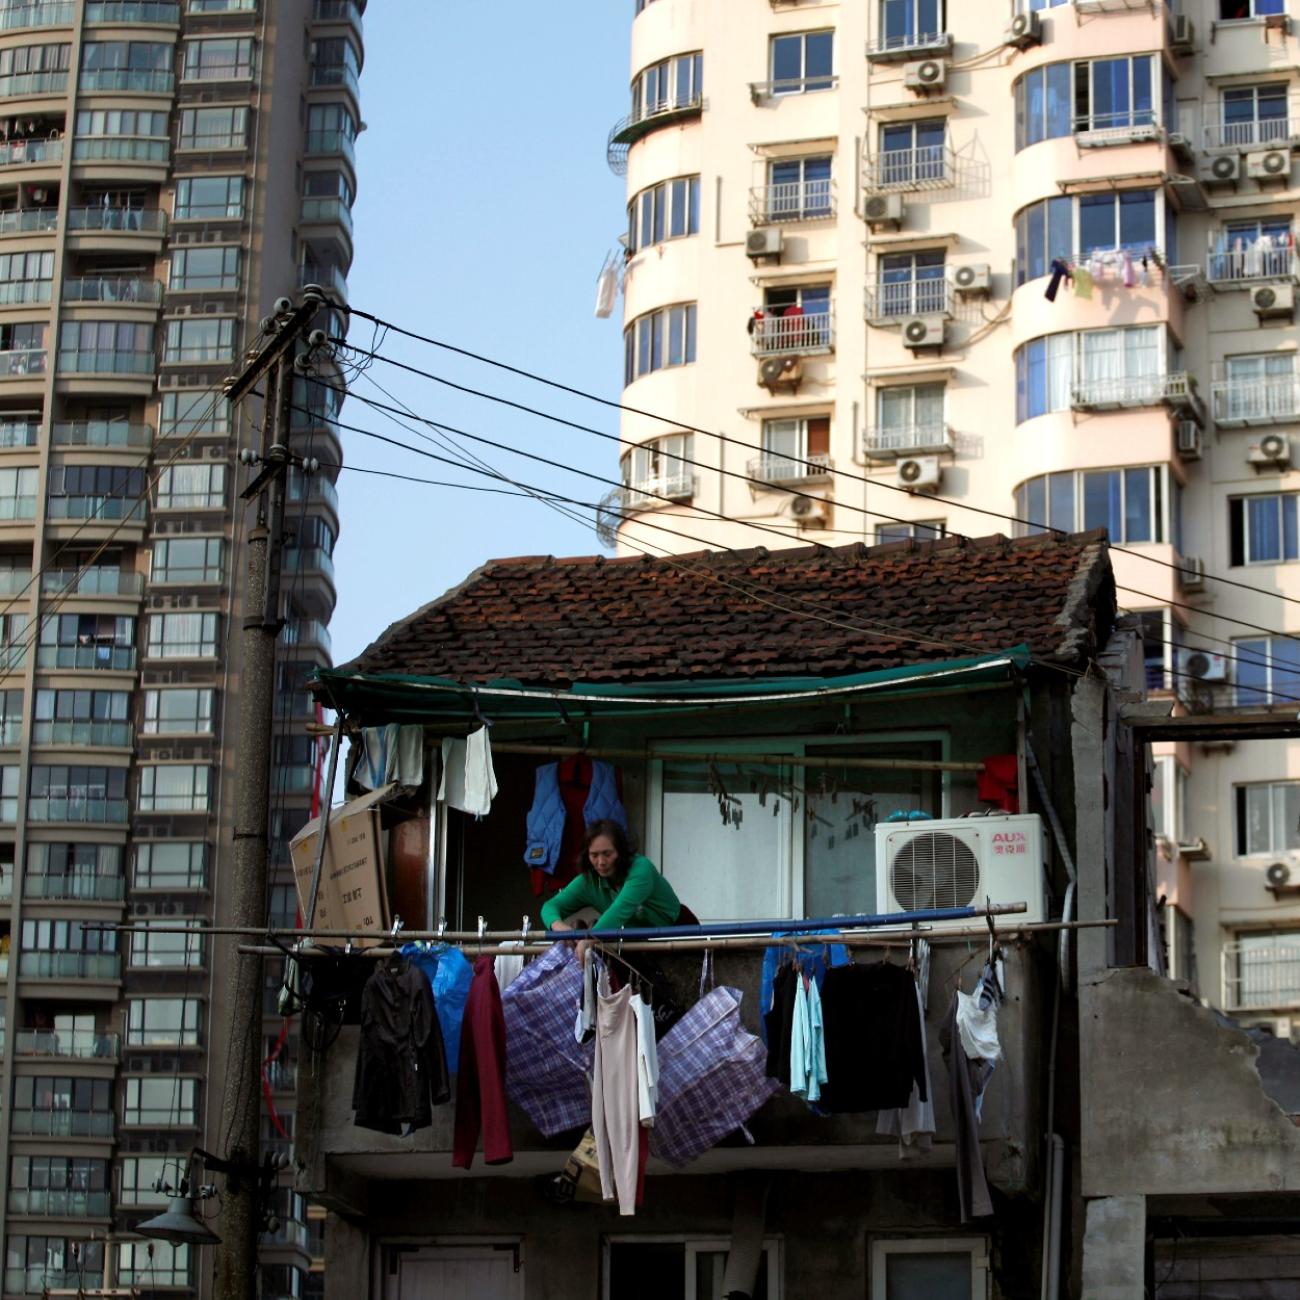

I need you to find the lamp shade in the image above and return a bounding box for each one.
[136,1195,222,1247]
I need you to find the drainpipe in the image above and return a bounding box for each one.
[720,1176,771,1299]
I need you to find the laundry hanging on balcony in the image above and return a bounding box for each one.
[523,756,628,893]
[594,250,621,319]
[877,940,936,1155]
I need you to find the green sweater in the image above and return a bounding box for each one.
[540,855,681,932]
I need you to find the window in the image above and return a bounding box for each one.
[28,766,128,823]
[8,1237,105,1295]
[763,155,832,222]
[37,613,135,671]
[0,42,69,93]
[877,120,946,187]
[304,169,353,204]
[142,688,214,735]
[46,465,147,520]
[1221,353,1299,422]
[155,463,227,510]
[1014,466,1175,545]
[119,1241,190,1289]
[1150,754,1188,844]
[1015,0,1069,10]
[306,101,357,152]
[134,841,207,890]
[870,1237,990,1299]
[756,283,833,353]
[1015,327,1165,421]
[1015,63,1075,151]
[604,1238,781,1299]
[182,36,254,81]
[1234,638,1300,706]
[1221,83,1290,147]
[58,321,153,372]
[0,321,46,372]
[1230,494,1300,565]
[0,251,53,304]
[137,764,210,813]
[174,175,244,220]
[874,383,946,452]
[151,537,224,584]
[0,467,37,520]
[875,249,946,318]
[875,520,945,544]
[177,106,247,150]
[1015,191,1158,286]
[623,303,697,384]
[72,108,169,162]
[760,416,830,479]
[129,920,204,969]
[33,689,130,746]
[26,843,122,897]
[621,433,694,502]
[0,764,16,821]
[1074,55,1156,135]
[1219,0,1286,18]
[126,998,201,1047]
[124,1077,198,1128]
[118,1157,171,1208]
[1211,216,1293,280]
[627,175,700,253]
[170,246,239,291]
[770,31,833,94]
[9,1157,109,1217]
[880,0,945,50]
[630,52,702,122]
[0,688,20,744]
[20,918,116,955]
[80,40,170,91]
[1163,902,1197,991]
[163,317,235,364]
[159,389,230,437]
[146,611,220,659]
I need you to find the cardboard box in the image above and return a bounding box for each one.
[290,784,393,947]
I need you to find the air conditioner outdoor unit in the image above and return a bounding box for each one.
[1199,153,1240,185]
[746,227,783,262]
[1252,283,1294,319]
[1250,432,1292,466]
[951,263,991,296]
[875,813,1047,929]
[1176,421,1202,459]
[758,354,803,392]
[1169,14,1195,52]
[1178,648,1227,682]
[863,192,905,230]
[902,315,945,350]
[904,58,947,91]
[1247,149,1291,180]
[896,455,941,490]
[1004,11,1042,48]
[1179,555,1206,592]
[790,495,829,527]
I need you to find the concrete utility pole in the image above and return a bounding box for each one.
[212,293,326,1299]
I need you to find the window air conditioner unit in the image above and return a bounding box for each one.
[1179,555,1205,592]
[896,455,941,490]
[1199,153,1240,185]
[758,355,803,392]
[951,263,991,296]
[1246,149,1291,181]
[904,58,947,91]
[875,813,1047,929]
[863,192,905,231]
[1176,421,1202,459]
[902,315,945,350]
[746,227,783,263]
[1249,432,1291,467]
[790,494,829,527]
[1252,283,1294,320]
[1178,648,1227,682]
[1004,11,1042,48]
[1169,14,1195,52]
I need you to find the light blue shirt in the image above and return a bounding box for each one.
[790,974,828,1103]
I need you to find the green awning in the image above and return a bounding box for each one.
[310,646,1031,729]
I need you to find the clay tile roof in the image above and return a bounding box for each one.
[338,530,1114,689]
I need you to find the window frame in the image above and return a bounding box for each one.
[1233,636,1300,707]
[627,175,701,253]
[602,1235,783,1300]
[623,303,698,385]
[145,611,220,660]
[869,1235,990,1299]
[136,763,211,814]
[769,30,834,96]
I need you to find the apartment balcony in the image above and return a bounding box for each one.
[0,137,61,168]
[52,420,153,449]
[282,618,332,656]
[0,2,75,28]
[748,180,835,227]
[23,866,128,897]
[0,207,56,235]
[46,496,147,524]
[305,128,356,168]
[7,1267,104,1294]
[311,0,362,35]
[863,422,953,457]
[0,492,36,520]
[85,0,181,21]
[1070,371,1202,418]
[67,205,166,235]
[187,0,258,10]
[864,278,952,325]
[0,279,50,305]
[284,545,335,584]
[863,144,954,194]
[1204,119,1300,151]
[31,721,134,749]
[56,349,154,376]
[35,645,136,670]
[0,70,69,99]
[19,951,123,979]
[865,28,952,62]
[7,1188,112,1217]
[0,569,31,596]
[747,452,832,484]
[0,417,37,448]
[620,473,697,518]
[10,1107,115,1138]
[26,794,130,822]
[72,136,169,164]
[299,263,347,302]
[0,347,45,380]
[41,567,144,596]
[1073,112,1163,149]
[1206,248,1300,286]
[749,309,834,357]
[607,95,706,175]
[300,195,353,240]
[62,277,163,306]
[14,1028,120,1060]
[1222,940,1300,1012]
[309,60,360,103]
[78,69,174,95]
[1211,378,1300,427]
[288,471,340,517]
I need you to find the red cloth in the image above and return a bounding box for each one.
[452,956,513,1168]
[977,754,1020,813]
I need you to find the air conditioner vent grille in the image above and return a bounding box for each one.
[889,830,980,911]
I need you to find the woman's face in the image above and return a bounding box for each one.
[588,834,619,879]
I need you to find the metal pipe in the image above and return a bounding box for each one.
[306,715,344,928]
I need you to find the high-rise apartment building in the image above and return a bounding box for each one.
[608,0,1300,1028]
[0,1,360,1296]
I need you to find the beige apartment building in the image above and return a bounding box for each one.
[607,0,1300,1030]
[0,1,360,1297]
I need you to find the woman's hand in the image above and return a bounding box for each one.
[549,919,573,933]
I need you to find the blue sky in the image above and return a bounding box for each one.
[329,5,630,666]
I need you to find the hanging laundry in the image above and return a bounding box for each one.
[494,941,526,992]
[759,934,849,1045]
[438,726,497,817]
[592,984,642,1214]
[763,961,798,1085]
[1072,266,1094,300]
[956,961,1004,1122]
[594,263,618,318]
[1121,249,1136,288]
[575,948,602,1045]
[819,961,928,1113]
[877,941,936,1155]
[634,991,659,1126]
[524,757,628,890]
[452,955,513,1169]
[976,754,1020,813]
[1044,258,1070,302]
[400,941,473,1076]
[355,724,424,791]
[352,959,450,1135]
[789,972,828,1104]
[940,990,995,1221]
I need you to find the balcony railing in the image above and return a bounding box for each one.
[35,644,136,670]
[52,420,152,448]
[41,566,143,595]
[864,144,953,193]
[0,2,76,27]
[282,619,332,654]
[0,417,37,447]
[1073,112,1162,148]
[0,493,35,519]
[78,68,174,94]
[620,473,696,512]
[8,1188,112,1216]
[288,473,339,514]
[0,568,31,594]
[748,180,835,226]
[0,70,69,97]
[10,1107,115,1137]
[7,1267,103,1294]
[0,206,55,234]
[313,0,361,26]
[608,94,706,173]
[152,562,222,584]
[1206,248,1300,284]
[62,277,162,305]
[86,0,180,19]
[0,278,50,304]
[188,0,256,10]
[298,263,347,301]
[72,136,169,163]
[46,496,146,523]
[27,795,131,822]
[1205,119,1300,150]
[300,195,353,235]
[1212,377,1300,426]
[23,878,126,907]
[747,452,832,483]
[19,950,122,979]
[0,136,60,167]
[1223,940,1300,1011]
[865,278,952,322]
[865,29,953,60]
[67,204,166,233]
[56,349,154,375]
[750,309,834,357]
[0,346,45,377]
[31,721,133,749]
[864,423,953,457]
[305,129,355,164]
[177,129,245,151]
[309,61,359,100]
[284,546,334,581]
[1071,371,1200,412]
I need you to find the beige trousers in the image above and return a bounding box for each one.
[592,983,640,1215]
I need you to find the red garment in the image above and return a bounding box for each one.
[530,757,625,897]
[452,956,513,1168]
[977,754,1020,813]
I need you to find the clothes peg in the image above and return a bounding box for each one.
[390,916,403,942]
[470,687,491,729]
[521,915,531,942]
[985,898,998,965]
[436,916,447,941]
[477,915,486,952]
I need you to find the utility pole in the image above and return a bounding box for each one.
[211,292,325,1300]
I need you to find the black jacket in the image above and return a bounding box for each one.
[353,960,450,1134]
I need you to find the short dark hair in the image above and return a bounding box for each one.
[581,819,634,885]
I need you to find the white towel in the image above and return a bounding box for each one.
[438,725,497,816]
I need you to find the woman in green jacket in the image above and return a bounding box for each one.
[540,820,697,945]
